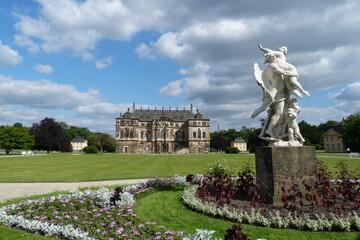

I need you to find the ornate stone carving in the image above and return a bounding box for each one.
[251,44,310,146]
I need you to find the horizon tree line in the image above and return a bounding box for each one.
[1,113,359,154]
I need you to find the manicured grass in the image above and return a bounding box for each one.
[0,153,359,182]
[0,153,255,182]
[135,190,360,240]
[0,225,55,240]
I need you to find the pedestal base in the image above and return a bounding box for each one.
[255,146,317,204]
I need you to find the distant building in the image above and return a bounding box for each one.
[71,136,88,151]
[230,137,247,152]
[115,104,210,154]
[322,122,345,153]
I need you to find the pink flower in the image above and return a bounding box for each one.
[165,231,174,235]
[177,231,185,236]
[116,228,124,235]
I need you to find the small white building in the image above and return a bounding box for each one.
[230,137,247,152]
[71,136,88,151]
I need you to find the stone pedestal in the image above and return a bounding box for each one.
[255,146,317,204]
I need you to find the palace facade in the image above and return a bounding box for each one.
[115,104,210,154]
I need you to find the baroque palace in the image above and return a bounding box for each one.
[115,104,210,154]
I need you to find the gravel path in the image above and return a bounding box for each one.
[0,179,147,203]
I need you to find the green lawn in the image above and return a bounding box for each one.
[0,153,255,182]
[0,153,359,182]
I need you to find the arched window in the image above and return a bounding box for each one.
[125,129,129,138]
[193,132,196,138]
[120,131,124,138]
[198,129,201,138]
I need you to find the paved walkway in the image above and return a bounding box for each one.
[0,179,146,203]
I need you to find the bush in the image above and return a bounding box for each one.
[210,148,217,152]
[83,146,99,153]
[225,147,240,154]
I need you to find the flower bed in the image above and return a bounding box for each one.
[182,185,360,232]
[0,177,189,240]
[182,160,360,232]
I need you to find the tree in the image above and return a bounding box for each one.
[341,114,360,152]
[13,122,24,128]
[88,132,116,153]
[244,128,266,153]
[298,120,321,147]
[210,135,228,151]
[0,126,35,154]
[30,118,72,153]
[67,126,92,140]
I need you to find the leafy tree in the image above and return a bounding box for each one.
[88,132,116,153]
[13,122,24,128]
[225,147,240,154]
[341,114,360,152]
[67,126,92,140]
[30,118,72,153]
[0,126,35,154]
[59,122,70,130]
[210,135,228,151]
[83,146,99,154]
[244,128,266,153]
[298,120,322,147]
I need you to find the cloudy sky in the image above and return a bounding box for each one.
[1,0,360,135]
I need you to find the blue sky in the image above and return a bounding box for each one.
[1,0,360,135]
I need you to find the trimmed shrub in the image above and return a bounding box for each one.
[225,147,240,154]
[83,145,99,153]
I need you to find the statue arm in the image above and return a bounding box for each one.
[258,43,272,54]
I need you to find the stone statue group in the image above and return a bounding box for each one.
[251,44,310,146]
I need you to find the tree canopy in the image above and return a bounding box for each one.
[341,114,360,152]
[88,132,116,152]
[0,126,35,154]
[30,118,72,153]
[67,126,92,140]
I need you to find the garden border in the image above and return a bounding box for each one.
[182,185,360,232]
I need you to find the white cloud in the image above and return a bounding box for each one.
[159,80,183,96]
[0,74,99,109]
[34,64,53,74]
[95,56,113,69]
[0,40,23,66]
[327,82,360,114]
[9,0,360,132]
[14,35,40,53]
[14,0,138,54]
[135,43,154,59]
[77,103,126,117]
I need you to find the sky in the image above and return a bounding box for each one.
[1,0,360,135]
